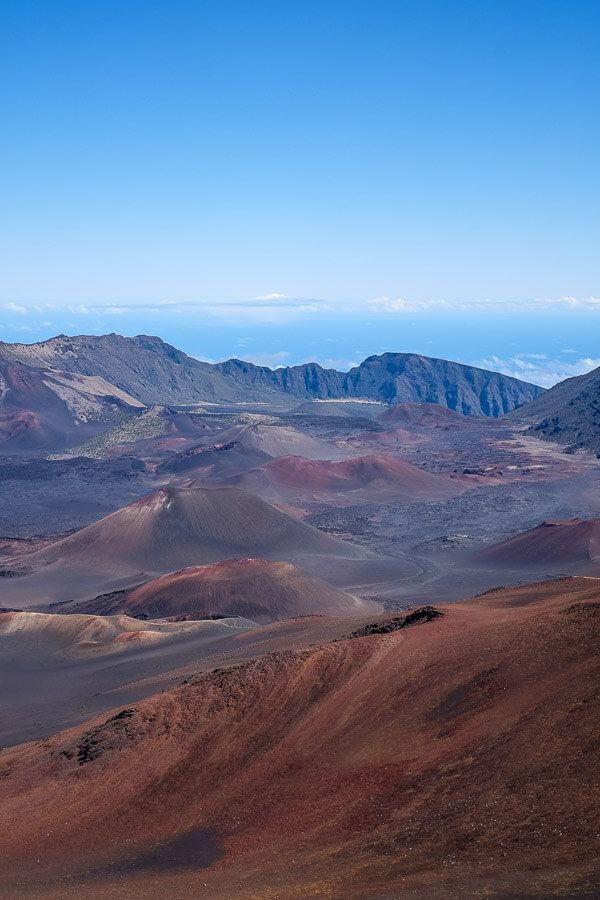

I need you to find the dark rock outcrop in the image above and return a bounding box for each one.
[510,364,600,454]
[216,352,542,415]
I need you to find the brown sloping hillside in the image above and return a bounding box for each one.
[74,558,372,623]
[0,607,384,750]
[207,422,344,459]
[0,333,271,405]
[66,405,214,459]
[2,486,402,606]
[0,578,597,897]
[508,363,600,454]
[472,574,600,608]
[156,439,272,477]
[377,401,472,427]
[0,359,144,451]
[226,453,465,503]
[475,518,600,568]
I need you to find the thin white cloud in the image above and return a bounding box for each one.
[364,295,600,314]
[241,350,292,367]
[318,357,364,371]
[256,292,289,301]
[552,296,600,309]
[472,354,600,387]
[3,295,600,316]
[366,296,449,312]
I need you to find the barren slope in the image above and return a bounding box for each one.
[0,360,143,451]
[207,422,344,459]
[156,439,272,477]
[0,609,380,750]
[476,518,600,568]
[74,558,372,623]
[2,486,403,606]
[0,578,598,897]
[377,401,472,427]
[227,453,466,503]
[509,364,600,454]
[0,334,269,405]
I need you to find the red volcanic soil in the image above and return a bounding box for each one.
[1,486,392,607]
[40,486,371,567]
[475,518,600,568]
[199,423,344,461]
[231,453,465,501]
[378,401,473,427]
[78,558,372,623]
[0,407,61,450]
[156,439,272,478]
[0,361,137,451]
[1,576,598,897]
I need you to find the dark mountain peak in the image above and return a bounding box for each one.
[361,350,419,363]
[0,333,545,438]
[513,364,600,454]
[340,351,543,414]
[0,332,250,407]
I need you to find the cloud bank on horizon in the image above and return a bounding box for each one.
[1,295,599,388]
[3,293,600,318]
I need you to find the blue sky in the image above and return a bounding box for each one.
[1,1,598,385]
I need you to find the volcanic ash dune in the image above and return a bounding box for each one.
[156,439,272,478]
[0,579,598,897]
[289,399,384,419]
[79,558,372,623]
[207,422,345,459]
[377,401,472,428]
[2,486,397,606]
[475,518,600,569]
[0,609,248,660]
[229,452,465,502]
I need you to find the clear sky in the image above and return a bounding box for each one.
[1,1,598,385]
